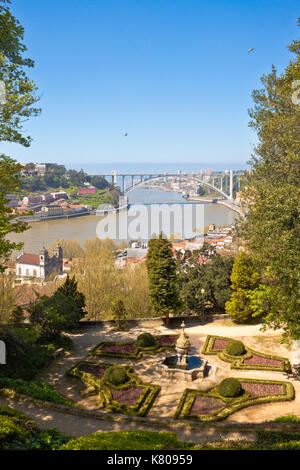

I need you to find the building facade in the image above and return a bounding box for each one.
[16,245,63,280]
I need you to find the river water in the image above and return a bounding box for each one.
[9,187,237,253]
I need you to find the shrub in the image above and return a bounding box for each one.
[103,366,129,386]
[136,333,156,348]
[226,340,246,356]
[60,431,193,450]
[0,378,73,406]
[219,378,242,397]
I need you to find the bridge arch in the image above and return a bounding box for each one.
[125,175,230,200]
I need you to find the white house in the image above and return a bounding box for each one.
[16,245,63,280]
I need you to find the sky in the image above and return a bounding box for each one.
[0,0,299,170]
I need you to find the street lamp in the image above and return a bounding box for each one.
[201,288,206,316]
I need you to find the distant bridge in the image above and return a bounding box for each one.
[99,170,244,201]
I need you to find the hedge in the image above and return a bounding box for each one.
[174,378,295,422]
[67,361,160,417]
[202,335,291,372]
[89,334,178,360]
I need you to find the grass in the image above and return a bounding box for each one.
[0,378,74,406]
[60,431,194,450]
[272,414,300,423]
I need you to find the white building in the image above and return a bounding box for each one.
[16,245,63,280]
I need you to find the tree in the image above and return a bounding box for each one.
[236,20,300,338]
[48,239,84,260]
[178,252,234,314]
[0,155,29,270]
[146,233,181,325]
[225,252,260,323]
[56,274,86,318]
[29,290,83,342]
[90,175,109,190]
[0,0,40,146]
[111,298,126,330]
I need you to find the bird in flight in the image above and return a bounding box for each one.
[124,132,128,136]
[248,48,255,53]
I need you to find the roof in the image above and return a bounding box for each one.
[16,253,40,266]
[119,248,148,259]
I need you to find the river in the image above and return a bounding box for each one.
[8,187,237,254]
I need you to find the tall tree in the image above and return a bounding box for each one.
[225,252,260,323]
[0,155,29,270]
[0,0,40,146]
[236,20,300,338]
[146,233,180,325]
[0,1,40,269]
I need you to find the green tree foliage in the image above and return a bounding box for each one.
[0,155,29,270]
[225,252,260,323]
[0,0,40,146]
[146,233,180,325]
[89,175,109,190]
[29,288,84,342]
[236,21,300,338]
[178,252,234,314]
[56,274,86,318]
[111,298,126,330]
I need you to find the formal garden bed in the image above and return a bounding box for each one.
[66,361,160,416]
[89,333,179,360]
[202,335,291,372]
[174,378,295,422]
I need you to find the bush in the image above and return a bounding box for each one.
[103,366,129,386]
[225,340,246,356]
[60,431,193,450]
[136,333,156,348]
[0,378,73,406]
[219,378,242,397]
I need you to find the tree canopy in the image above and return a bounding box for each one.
[236,19,300,339]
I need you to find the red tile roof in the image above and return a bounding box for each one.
[16,254,40,266]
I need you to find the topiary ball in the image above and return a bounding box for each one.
[103,366,129,386]
[219,378,242,398]
[136,332,156,348]
[225,340,246,356]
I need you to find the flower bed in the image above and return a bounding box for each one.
[89,334,179,360]
[110,386,144,406]
[201,335,291,372]
[66,361,160,417]
[174,378,295,422]
[189,396,224,415]
[240,382,283,397]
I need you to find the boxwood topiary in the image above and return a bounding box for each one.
[103,366,129,386]
[226,340,246,356]
[219,378,242,397]
[136,333,157,348]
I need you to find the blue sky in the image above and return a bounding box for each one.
[1,0,299,169]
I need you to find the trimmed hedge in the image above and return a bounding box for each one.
[226,340,246,356]
[67,360,160,417]
[136,333,157,348]
[202,335,291,372]
[174,378,295,422]
[103,366,129,386]
[89,334,178,360]
[219,378,242,397]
